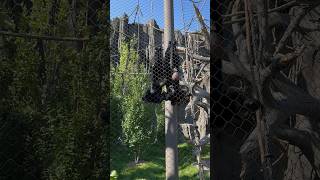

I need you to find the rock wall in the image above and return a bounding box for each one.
[110,14,209,70]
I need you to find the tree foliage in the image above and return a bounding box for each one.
[0,0,108,179]
[111,40,157,163]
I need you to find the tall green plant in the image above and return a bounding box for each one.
[112,40,156,163]
[0,1,108,179]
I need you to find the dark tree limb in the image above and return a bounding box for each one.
[273,127,320,177]
[226,1,320,180]
[231,0,255,82]
[256,0,269,65]
[223,1,297,18]
[295,0,320,5]
[222,60,240,76]
[233,12,291,40]
[240,108,290,179]
[274,7,308,55]
[226,50,253,81]
[263,73,320,120]
[0,30,89,41]
[260,45,306,84]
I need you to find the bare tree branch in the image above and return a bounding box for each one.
[263,73,320,120]
[222,60,241,76]
[191,0,210,48]
[0,30,89,41]
[223,1,297,18]
[226,50,253,82]
[233,12,290,40]
[273,127,320,177]
[274,7,308,55]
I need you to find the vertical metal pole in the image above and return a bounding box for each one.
[164,0,178,179]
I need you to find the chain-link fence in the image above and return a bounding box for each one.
[213,0,320,179]
[110,0,210,179]
[0,1,108,179]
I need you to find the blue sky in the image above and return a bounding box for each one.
[110,0,210,32]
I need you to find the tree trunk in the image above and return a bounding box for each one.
[135,149,140,164]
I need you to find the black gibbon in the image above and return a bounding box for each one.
[142,41,188,105]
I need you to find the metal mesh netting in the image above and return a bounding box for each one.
[110,0,210,179]
[0,1,107,179]
[212,0,257,141]
[213,0,320,180]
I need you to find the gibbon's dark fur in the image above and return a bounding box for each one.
[142,41,188,105]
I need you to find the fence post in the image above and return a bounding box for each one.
[164,0,178,179]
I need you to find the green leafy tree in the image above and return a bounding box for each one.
[112,39,156,163]
[0,1,108,179]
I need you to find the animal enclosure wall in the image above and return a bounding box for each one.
[213,0,320,180]
[110,0,210,179]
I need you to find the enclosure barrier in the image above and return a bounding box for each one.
[213,0,320,179]
[0,1,107,179]
[110,0,210,179]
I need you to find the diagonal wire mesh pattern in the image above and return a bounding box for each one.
[0,1,108,179]
[212,0,257,141]
[110,0,210,179]
[213,0,320,179]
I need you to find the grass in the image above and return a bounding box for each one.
[110,142,165,179]
[110,141,210,179]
